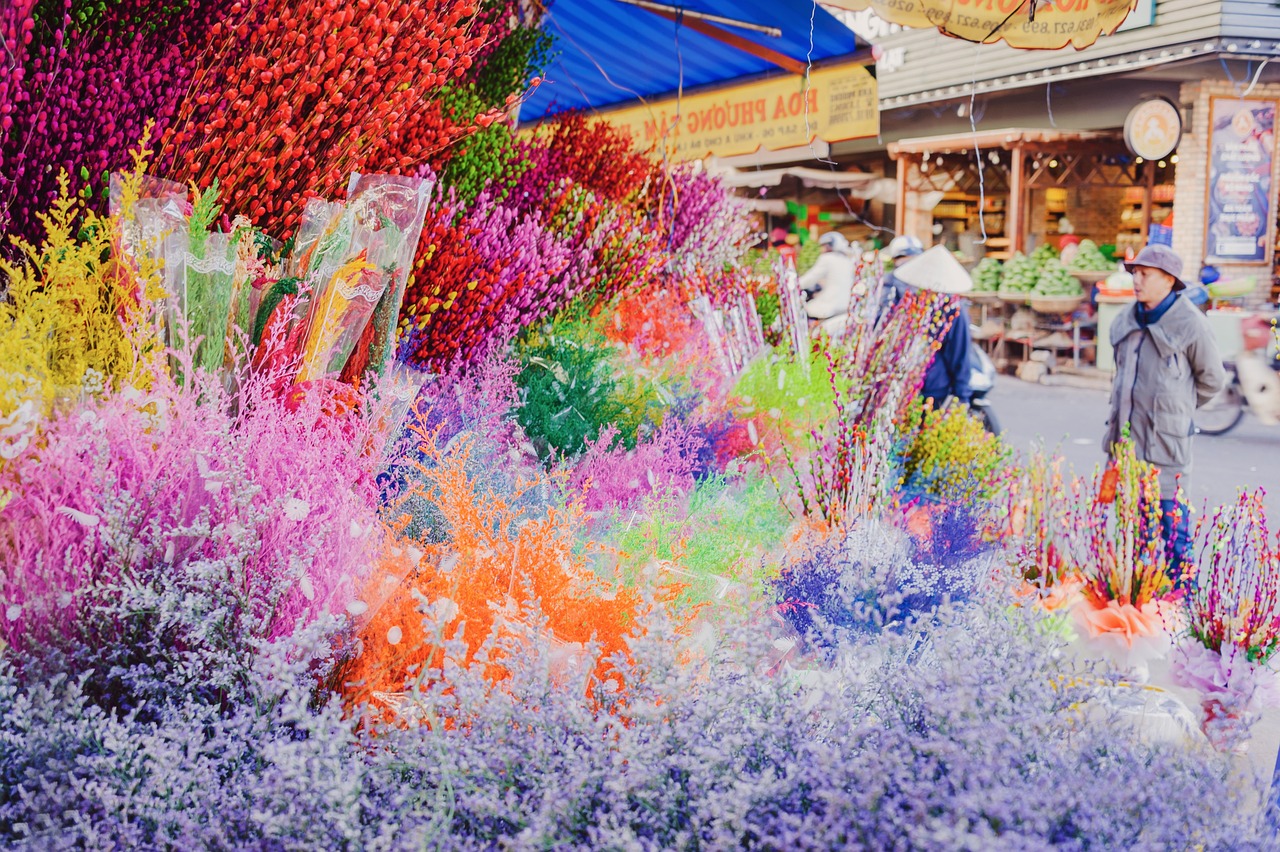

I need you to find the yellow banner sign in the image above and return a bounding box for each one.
[823,0,1136,50]
[601,62,878,160]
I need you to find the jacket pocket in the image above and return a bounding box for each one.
[1147,407,1191,468]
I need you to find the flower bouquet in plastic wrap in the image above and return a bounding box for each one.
[294,174,431,387]
[1066,437,1177,682]
[1171,492,1280,753]
[112,166,430,420]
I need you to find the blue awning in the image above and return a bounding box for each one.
[522,0,865,122]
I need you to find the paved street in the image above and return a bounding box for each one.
[989,376,1280,521]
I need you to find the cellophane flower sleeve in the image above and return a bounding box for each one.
[223,225,284,399]
[110,173,188,268]
[379,362,430,455]
[287,198,346,281]
[344,174,432,378]
[159,229,190,375]
[184,231,237,377]
[296,255,384,383]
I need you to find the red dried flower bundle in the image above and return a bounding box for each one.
[161,0,506,235]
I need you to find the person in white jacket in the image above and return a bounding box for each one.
[799,232,856,324]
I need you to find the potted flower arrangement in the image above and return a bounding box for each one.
[1067,438,1177,681]
[1171,492,1280,753]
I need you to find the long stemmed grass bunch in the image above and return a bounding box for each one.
[781,288,951,526]
[1069,436,1173,610]
[1002,448,1087,614]
[1172,491,1280,750]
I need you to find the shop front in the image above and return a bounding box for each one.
[854,0,1280,306]
[887,127,1174,265]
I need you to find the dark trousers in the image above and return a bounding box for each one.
[1160,498,1193,589]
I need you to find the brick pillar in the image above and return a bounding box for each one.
[1172,81,1207,277]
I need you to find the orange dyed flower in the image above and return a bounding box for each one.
[1075,598,1165,648]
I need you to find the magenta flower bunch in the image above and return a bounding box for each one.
[660,165,756,281]
[0,0,218,245]
[0,360,387,659]
[565,419,706,515]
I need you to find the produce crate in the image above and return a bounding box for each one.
[968,290,1002,303]
[998,292,1031,304]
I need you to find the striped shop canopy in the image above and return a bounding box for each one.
[520,0,868,122]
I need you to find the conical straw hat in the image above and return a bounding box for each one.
[892,244,973,295]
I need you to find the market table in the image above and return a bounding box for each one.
[1096,295,1134,372]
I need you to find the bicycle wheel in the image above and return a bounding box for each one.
[1195,385,1245,436]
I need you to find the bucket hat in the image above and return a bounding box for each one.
[1124,244,1185,291]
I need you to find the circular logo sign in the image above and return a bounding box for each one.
[1124,98,1182,160]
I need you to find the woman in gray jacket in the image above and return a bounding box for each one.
[1103,244,1227,588]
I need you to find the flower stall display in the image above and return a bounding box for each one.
[1,3,1277,843]
[1172,492,1280,752]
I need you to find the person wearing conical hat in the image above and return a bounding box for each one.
[886,244,975,408]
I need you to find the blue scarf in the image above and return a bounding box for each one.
[1135,290,1179,328]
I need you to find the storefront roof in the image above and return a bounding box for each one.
[521,0,864,121]
[707,163,885,191]
[888,127,1121,157]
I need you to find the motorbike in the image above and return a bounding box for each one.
[1195,312,1280,436]
[967,337,1001,435]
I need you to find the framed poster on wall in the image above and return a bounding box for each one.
[1204,97,1277,264]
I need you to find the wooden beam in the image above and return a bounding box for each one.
[895,157,908,236]
[1009,145,1026,255]
[637,6,809,76]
